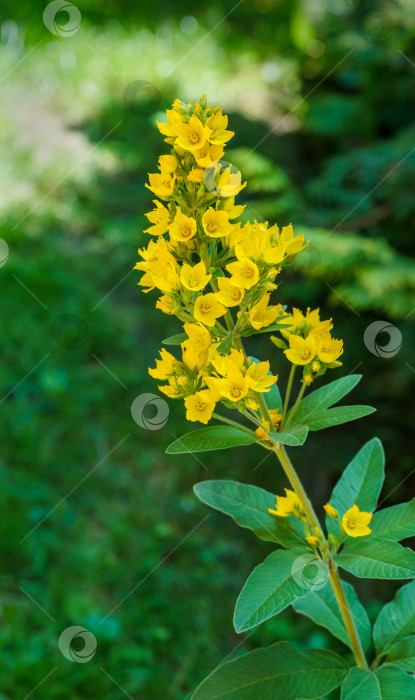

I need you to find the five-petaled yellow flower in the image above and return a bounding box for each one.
[169,210,197,242]
[284,335,316,366]
[226,245,259,289]
[194,293,226,327]
[184,390,216,424]
[180,261,212,291]
[342,505,373,537]
[202,208,233,238]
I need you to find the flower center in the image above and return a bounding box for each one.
[190,131,200,144]
[200,303,211,313]
[196,400,207,411]
[242,267,253,278]
[231,385,242,397]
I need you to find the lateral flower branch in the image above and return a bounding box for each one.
[137,97,415,699]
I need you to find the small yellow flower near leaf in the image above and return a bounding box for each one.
[324,503,339,519]
[269,489,303,517]
[306,535,320,547]
[254,409,282,441]
[184,390,216,424]
[342,505,373,537]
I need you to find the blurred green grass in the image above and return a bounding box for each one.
[1,2,415,697]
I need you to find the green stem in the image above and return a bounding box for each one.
[281,365,296,428]
[329,569,368,669]
[211,412,255,437]
[284,381,306,430]
[272,445,368,670]
[274,445,321,534]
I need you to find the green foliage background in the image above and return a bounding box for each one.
[1,0,415,697]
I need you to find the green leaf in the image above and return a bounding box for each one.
[268,424,309,446]
[191,642,348,699]
[341,666,415,699]
[334,538,415,579]
[370,499,415,542]
[302,405,375,431]
[373,580,415,655]
[386,636,415,672]
[166,426,257,454]
[234,548,326,632]
[293,580,371,652]
[161,333,187,345]
[327,438,385,536]
[287,375,362,425]
[341,668,380,699]
[217,332,234,353]
[193,480,305,548]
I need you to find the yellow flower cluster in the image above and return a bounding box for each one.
[272,307,343,385]
[137,96,343,425]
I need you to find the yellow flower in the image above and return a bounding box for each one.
[214,277,244,307]
[169,210,197,242]
[194,293,226,327]
[145,173,175,199]
[208,366,252,402]
[149,349,180,380]
[156,295,175,315]
[211,348,245,376]
[194,143,224,168]
[156,109,184,138]
[324,503,339,519]
[149,254,180,293]
[158,154,179,173]
[315,332,344,364]
[217,165,247,198]
[144,200,170,236]
[306,535,320,547]
[175,115,211,152]
[226,245,259,290]
[284,334,317,366]
[180,261,212,291]
[280,223,307,257]
[159,384,181,398]
[222,197,246,220]
[202,208,233,238]
[254,409,282,441]
[188,168,204,183]
[268,489,303,517]
[206,109,234,145]
[246,360,278,392]
[184,390,216,424]
[342,505,372,537]
[248,295,281,330]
